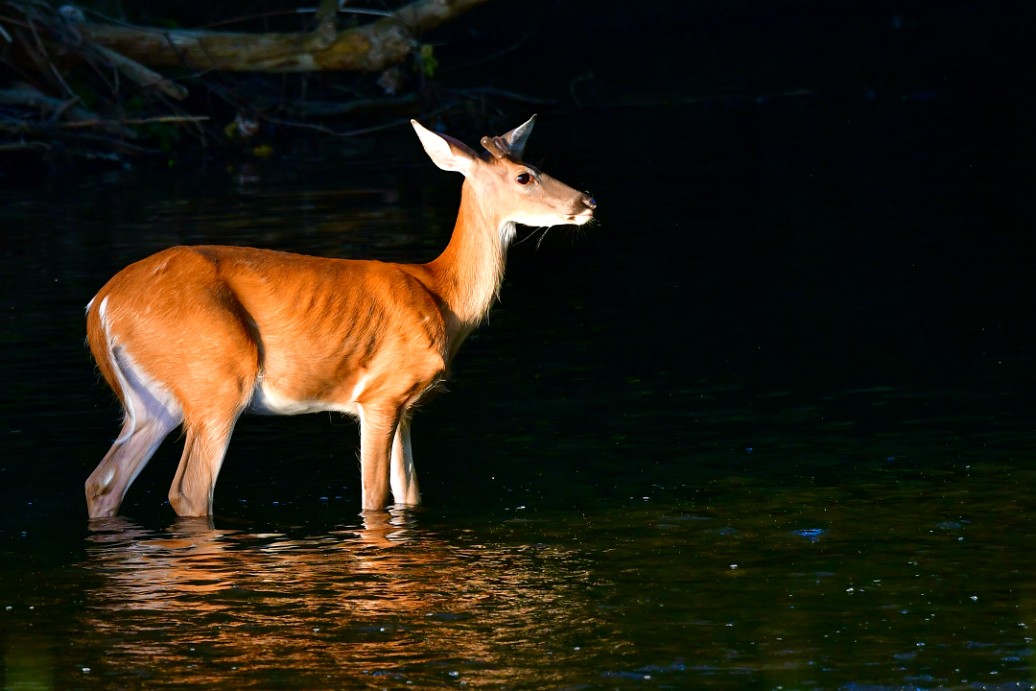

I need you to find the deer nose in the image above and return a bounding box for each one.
[583,194,596,210]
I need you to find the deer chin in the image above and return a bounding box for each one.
[568,210,595,225]
[512,212,590,229]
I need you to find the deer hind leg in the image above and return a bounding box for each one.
[167,363,255,517]
[86,348,183,519]
[159,282,261,517]
[390,411,421,506]
[168,413,241,517]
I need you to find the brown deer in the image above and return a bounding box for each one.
[84,116,596,518]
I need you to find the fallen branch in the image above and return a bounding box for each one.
[71,0,489,73]
[1,0,526,163]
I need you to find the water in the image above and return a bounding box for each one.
[2,102,1035,688]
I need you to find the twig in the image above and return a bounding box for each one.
[441,33,530,74]
[0,86,95,122]
[263,114,410,138]
[50,95,82,121]
[196,7,395,30]
[287,92,420,117]
[90,44,189,100]
[56,115,209,129]
[310,0,338,49]
[48,61,79,100]
[0,140,51,152]
[50,131,155,155]
[457,86,556,106]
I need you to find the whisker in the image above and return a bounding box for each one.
[513,228,539,247]
[534,227,550,251]
[513,226,551,250]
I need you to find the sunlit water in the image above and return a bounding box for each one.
[2,104,1034,688]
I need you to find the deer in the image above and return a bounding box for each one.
[84,115,596,518]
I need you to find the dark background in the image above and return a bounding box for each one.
[438,1,1029,109]
[2,3,1036,687]
[435,0,1035,387]
[2,0,1033,504]
[1,0,1033,517]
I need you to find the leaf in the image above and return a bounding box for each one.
[418,44,439,78]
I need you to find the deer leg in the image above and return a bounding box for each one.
[162,295,259,517]
[358,404,402,512]
[390,412,421,506]
[86,347,183,519]
[168,415,240,517]
[86,411,179,518]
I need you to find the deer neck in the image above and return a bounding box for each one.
[426,181,515,346]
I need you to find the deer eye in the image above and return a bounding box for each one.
[516,172,532,185]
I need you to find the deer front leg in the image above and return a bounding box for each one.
[358,404,402,512]
[390,412,421,506]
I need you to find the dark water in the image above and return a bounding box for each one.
[2,102,1035,688]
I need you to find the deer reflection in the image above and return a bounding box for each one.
[86,516,240,607]
[83,511,421,616]
[78,511,599,685]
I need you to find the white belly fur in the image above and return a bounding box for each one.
[251,382,361,418]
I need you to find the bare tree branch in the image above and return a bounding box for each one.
[71,0,489,73]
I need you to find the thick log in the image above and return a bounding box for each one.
[72,0,489,73]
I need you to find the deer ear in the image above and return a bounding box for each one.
[500,114,536,160]
[480,136,508,160]
[479,115,536,160]
[411,120,477,174]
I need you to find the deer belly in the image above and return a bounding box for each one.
[250,380,362,417]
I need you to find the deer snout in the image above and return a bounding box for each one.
[566,193,596,225]
[575,193,596,220]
